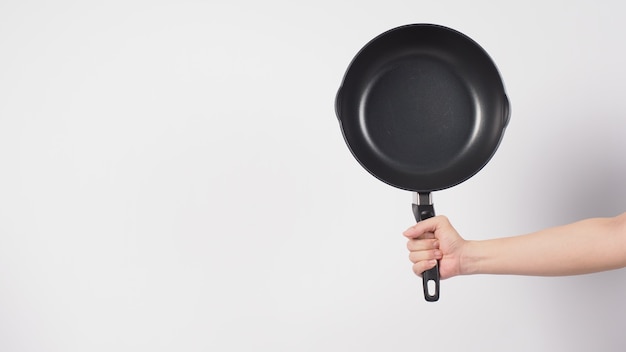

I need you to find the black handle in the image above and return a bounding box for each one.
[412,202,440,302]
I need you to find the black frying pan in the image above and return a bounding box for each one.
[335,24,510,301]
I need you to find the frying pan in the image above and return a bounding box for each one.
[335,24,510,301]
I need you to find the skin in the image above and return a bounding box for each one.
[403,213,626,278]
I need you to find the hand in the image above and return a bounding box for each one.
[403,215,467,280]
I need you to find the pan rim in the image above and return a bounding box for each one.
[336,23,510,192]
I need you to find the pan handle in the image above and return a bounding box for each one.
[412,192,440,302]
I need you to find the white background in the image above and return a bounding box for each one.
[2,1,626,351]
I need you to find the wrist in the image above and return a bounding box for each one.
[459,240,482,275]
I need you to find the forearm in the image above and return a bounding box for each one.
[461,213,626,276]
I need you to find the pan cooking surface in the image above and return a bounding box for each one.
[362,55,475,174]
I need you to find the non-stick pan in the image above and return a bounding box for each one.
[335,24,510,301]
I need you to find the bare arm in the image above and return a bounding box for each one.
[465,213,626,276]
[404,213,626,278]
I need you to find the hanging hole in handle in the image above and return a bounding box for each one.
[427,279,437,297]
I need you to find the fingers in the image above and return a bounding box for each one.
[412,260,438,277]
[407,241,442,263]
[402,215,449,239]
[409,248,442,262]
[406,237,442,278]
[406,237,437,251]
[403,215,464,280]
[404,216,449,277]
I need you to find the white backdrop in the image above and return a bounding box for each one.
[2,1,626,351]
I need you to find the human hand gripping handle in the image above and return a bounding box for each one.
[404,215,465,286]
[412,192,439,301]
